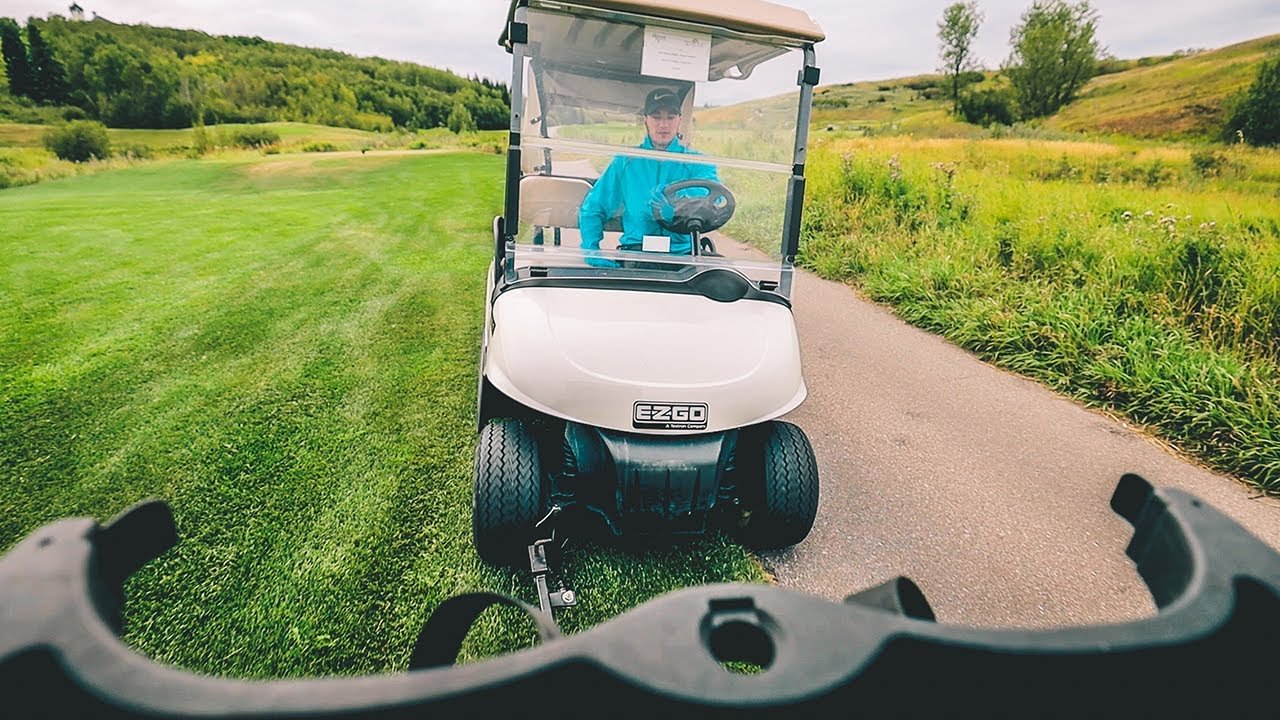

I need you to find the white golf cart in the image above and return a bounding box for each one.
[476,0,825,572]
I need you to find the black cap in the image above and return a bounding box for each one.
[643,88,682,115]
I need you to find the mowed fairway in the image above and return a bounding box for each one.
[0,151,764,678]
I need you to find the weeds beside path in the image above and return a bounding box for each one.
[799,134,1280,494]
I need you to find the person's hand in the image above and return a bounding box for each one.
[649,186,676,224]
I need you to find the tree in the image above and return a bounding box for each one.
[27,21,69,104]
[0,17,33,98]
[937,2,984,115]
[1003,0,1101,118]
[446,101,475,133]
[1223,54,1280,147]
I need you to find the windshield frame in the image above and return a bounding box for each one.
[499,1,819,301]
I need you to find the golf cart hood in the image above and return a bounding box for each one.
[485,285,806,434]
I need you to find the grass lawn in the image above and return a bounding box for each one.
[0,151,764,679]
[0,122,381,150]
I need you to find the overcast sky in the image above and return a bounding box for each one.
[4,0,1278,91]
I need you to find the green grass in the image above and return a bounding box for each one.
[0,121,509,190]
[0,152,764,678]
[0,122,381,150]
[800,134,1280,493]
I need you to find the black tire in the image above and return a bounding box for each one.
[736,420,819,550]
[472,418,545,566]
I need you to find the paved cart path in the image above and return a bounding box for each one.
[758,264,1280,629]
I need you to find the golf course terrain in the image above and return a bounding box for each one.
[0,151,764,677]
[3,26,1279,680]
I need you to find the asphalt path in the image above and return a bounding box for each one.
[758,263,1280,630]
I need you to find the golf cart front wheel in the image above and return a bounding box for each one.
[737,420,819,550]
[472,418,545,567]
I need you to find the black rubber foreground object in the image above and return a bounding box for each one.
[2,473,1278,717]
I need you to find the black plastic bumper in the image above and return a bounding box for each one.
[2,474,1279,716]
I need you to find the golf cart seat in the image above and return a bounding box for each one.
[519,175,592,228]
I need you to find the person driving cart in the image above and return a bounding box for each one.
[577,87,723,255]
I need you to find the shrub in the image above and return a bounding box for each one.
[119,144,152,160]
[231,127,281,149]
[302,141,339,153]
[905,78,940,91]
[191,124,211,156]
[959,86,1016,126]
[42,120,111,162]
[1034,154,1081,181]
[1141,159,1177,187]
[1190,149,1228,178]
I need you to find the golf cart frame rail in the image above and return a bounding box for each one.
[2,474,1277,716]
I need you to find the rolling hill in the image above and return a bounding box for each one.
[1047,33,1280,139]
[0,14,509,132]
[805,32,1280,142]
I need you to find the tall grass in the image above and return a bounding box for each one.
[800,135,1280,492]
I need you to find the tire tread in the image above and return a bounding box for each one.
[472,419,543,565]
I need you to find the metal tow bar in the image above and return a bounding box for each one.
[528,505,577,618]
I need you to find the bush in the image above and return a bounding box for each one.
[0,93,86,125]
[905,78,940,91]
[1034,154,1081,181]
[1223,54,1280,147]
[301,141,339,153]
[119,144,152,160]
[1190,149,1231,178]
[231,127,281,149]
[42,120,111,162]
[959,86,1017,126]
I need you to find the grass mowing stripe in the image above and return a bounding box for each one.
[1,151,766,678]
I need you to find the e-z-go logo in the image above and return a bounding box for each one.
[632,401,709,430]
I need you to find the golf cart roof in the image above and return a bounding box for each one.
[500,0,826,48]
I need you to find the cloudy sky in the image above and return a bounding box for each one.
[4,0,1278,90]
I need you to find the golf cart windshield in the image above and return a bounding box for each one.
[501,0,820,299]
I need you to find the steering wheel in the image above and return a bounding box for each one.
[650,179,736,236]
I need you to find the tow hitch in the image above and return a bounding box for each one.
[529,505,577,618]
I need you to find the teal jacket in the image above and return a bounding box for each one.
[578,136,719,255]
